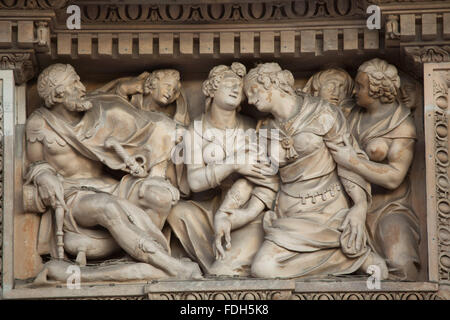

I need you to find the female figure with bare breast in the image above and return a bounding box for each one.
[167,63,278,276]
[328,58,420,280]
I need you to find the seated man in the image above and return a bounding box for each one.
[24,63,201,283]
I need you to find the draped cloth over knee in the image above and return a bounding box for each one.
[25,166,170,259]
[24,94,178,258]
[167,114,278,275]
[256,95,371,278]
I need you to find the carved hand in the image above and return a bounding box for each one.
[234,162,276,179]
[339,204,367,254]
[327,134,359,170]
[213,210,232,260]
[34,171,67,211]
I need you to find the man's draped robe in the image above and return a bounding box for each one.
[25,94,178,258]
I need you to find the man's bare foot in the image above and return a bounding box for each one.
[360,251,389,280]
[176,259,203,280]
[139,239,202,279]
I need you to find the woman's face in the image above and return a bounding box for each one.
[354,72,375,108]
[318,74,348,106]
[213,75,243,111]
[400,78,418,109]
[244,80,274,113]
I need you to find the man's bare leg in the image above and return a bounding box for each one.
[71,193,202,279]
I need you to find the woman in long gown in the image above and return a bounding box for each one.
[243,63,387,279]
[167,63,278,276]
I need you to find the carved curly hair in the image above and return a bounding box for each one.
[37,63,77,108]
[202,62,246,111]
[358,58,400,104]
[244,62,295,96]
[144,69,181,93]
[202,62,246,97]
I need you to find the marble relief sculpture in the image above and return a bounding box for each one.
[24,58,421,285]
[399,72,422,111]
[302,67,355,117]
[167,63,279,276]
[23,64,201,284]
[328,59,420,280]
[91,69,190,126]
[244,63,387,279]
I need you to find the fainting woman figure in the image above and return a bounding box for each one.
[244,63,388,279]
[328,58,420,280]
[167,63,279,276]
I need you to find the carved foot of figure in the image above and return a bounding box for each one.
[177,259,204,280]
[31,259,175,286]
[208,261,237,277]
[76,250,87,266]
[138,239,203,280]
[385,258,420,281]
[360,251,389,280]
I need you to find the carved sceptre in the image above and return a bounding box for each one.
[104,136,147,177]
[55,204,65,259]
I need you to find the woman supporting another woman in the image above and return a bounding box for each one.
[327,59,420,280]
[243,63,388,279]
[170,59,419,281]
[167,63,279,276]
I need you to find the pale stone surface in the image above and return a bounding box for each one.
[23,64,202,284]
[1,0,450,300]
[17,58,426,286]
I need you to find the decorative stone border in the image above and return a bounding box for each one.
[424,63,450,282]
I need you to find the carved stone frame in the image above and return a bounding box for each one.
[424,63,450,285]
[0,62,447,301]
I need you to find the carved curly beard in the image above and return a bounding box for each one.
[64,96,93,112]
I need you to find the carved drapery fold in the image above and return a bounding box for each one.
[1,0,450,300]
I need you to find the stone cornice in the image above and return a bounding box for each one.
[0,0,67,10]
[0,0,448,62]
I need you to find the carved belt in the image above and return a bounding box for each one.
[284,182,342,205]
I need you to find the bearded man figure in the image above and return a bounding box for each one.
[24,64,201,284]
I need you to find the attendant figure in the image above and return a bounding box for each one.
[302,67,355,117]
[92,69,190,126]
[328,58,420,280]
